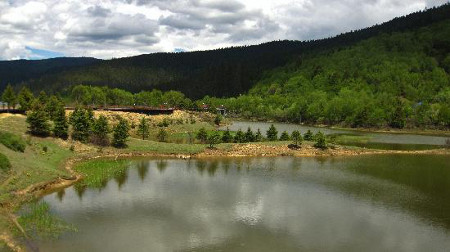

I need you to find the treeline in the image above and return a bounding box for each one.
[198,19,450,129]
[1,4,449,99]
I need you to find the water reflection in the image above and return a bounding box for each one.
[38,156,450,252]
[114,169,128,189]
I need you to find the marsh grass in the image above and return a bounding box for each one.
[0,131,26,152]
[75,159,130,188]
[17,201,76,240]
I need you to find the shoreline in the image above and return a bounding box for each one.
[1,144,450,251]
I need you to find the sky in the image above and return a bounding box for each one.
[0,0,447,60]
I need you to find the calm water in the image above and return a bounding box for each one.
[37,155,450,252]
[222,121,449,148]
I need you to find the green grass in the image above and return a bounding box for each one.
[0,131,26,152]
[74,159,130,188]
[0,152,11,172]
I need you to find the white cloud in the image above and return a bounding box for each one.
[0,0,447,60]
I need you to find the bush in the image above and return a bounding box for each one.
[214,114,222,126]
[291,130,303,146]
[0,153,11,172]
[221,128,233,143]
[26,104,51,137]
[234,129,245,143]
[112,117,130,148]
[157,128,168,142]
[0,131,26,152]
[91,115,110,146]
[303,130,314,141]
[196,127,208,143]
[207,131,221,148]
[255,129,263,142]
[69,107,91,143]
[244,127,255,142]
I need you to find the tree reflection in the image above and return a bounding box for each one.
[56,189,65,202]
[137,161,149,181]
[114,170,129,189]
[74,184,87,200]
[207,160,219,176]
[156,160,168,173]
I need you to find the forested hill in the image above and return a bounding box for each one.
[0,3,449,99]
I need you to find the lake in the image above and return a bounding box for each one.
[37,155,450,251]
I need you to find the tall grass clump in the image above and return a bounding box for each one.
[0,131,26,152]
[0,152,11,172]
[75,159,130,188]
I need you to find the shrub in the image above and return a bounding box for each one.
[214,114,222,126]
[0,131,26,152]
[244,127,255,142]
[313,131,327,149]
[26,103,51,137]
[0,153,11,172]
[255,129,263,142]
[157,128,168,142]
[196,127,208,143]
[234,129,245,143]
[69,107,91,143]
[279,131,290,141]
[53,106,69,140]
[266,124,278,141]
[137,117,150,140]
[91,115,110,146]
[207,131,221,148]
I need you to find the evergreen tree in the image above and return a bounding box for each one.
[46,95,63,121]
[221,128,233,143]
[53,105,69,140]
[255,128,263,142]
[303,130,314,141]
[279,131,290,141]
[137,117,150,140]
[91,115,110,146]
[37,91,48,105]
[234,129,245,143]
[207,131,221,148]
[157,128,168,142]
[291,130,303,146]
[26,102,51,137]
[17,87,34,111]
[244,127,255,142]
[266,124,278,141]
[313,131,327,149]
[69,107,91,142]
[2,84,16,110]
[196,127,208,143]
[112,117,130,148]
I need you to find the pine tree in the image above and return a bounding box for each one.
[221,128,233,143]
[91,115,110,146]
[291,130,302,146]
[26,102,51,137]
[313,131,327,149]
[303,130,314,141]
[2,84,16,110]
[255,128,263,142]
[279,131,290,141]
[266,124,278,141]
[234,129,245,143]
[53,105,69,140]
[17,87,34,111]
[207,131,221,148]
[69,107,91,143]
[196,127,208,143]
[112,117,130,148]
[46,95,63,121]
[244,127,255,142]
[137,117,149,140]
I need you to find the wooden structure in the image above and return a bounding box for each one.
[65,106,174,115]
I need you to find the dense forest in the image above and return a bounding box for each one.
[0,4,449,100]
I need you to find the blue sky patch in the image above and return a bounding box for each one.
[26,46,64,59]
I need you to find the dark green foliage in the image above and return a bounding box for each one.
[291,130,302,146]
[2,84,16,110]
[157,118,170,127]
[137,117,150,140]
[112,117,130,148]
[17,87,34,111]
[279,131,290,141]
[69,107,91,143]
[313,131,327,149]
[244,127,255,142]
[46,95,63,121]
[234,129,245,143]
[91,115,110,146]
[157,128,168,142]
[255,128,263,142]
[196,127,208,143]
[0,152,11,172]
[221,128,233,143]
[26,102,51,137]
[303,130,314,141]
[0,131,26,152]
[266,124,278,141]
[214,114,222,126]
[207,131,221,148]
[52,106,69,140]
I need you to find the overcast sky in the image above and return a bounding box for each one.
[0,0,447,60]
